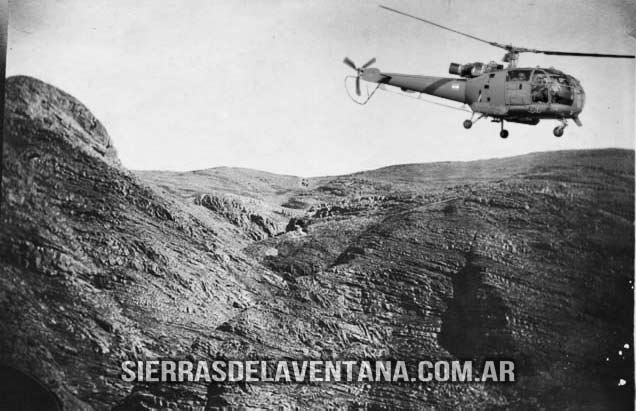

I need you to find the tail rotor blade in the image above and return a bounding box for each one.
[343,57,357,70]
[344,57,376,97]
[362,57,376,68]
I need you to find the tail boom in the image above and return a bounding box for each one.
[361,69,466,103]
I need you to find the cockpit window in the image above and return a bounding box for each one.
[532,71,547,82]
[531,70,549,103]
[548,74,570,86]
[544,68,565,76]
[549,75,574,105]
[507,70,532,81]
[529,69,575,105]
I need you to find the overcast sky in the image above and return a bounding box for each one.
[7,0,636,176]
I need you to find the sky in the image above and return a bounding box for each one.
[7,0,636,176]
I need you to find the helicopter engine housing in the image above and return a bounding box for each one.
[449,62,486,78]
[449,62,503,78]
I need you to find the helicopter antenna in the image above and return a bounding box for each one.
[379,5,635,67]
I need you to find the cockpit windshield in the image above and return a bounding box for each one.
[530,68,575,105]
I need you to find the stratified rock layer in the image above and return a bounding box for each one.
[1,75,633,410]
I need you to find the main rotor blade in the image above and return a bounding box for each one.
[362,57,376,68]
[343,57,357,70]
[356,76,361,96]
[537,50,635,58]
[379,5,505,49]
[379,5,635,61]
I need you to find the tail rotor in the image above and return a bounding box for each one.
[343,57,376,96]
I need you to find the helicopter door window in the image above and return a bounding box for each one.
[531,70,549,103]
[506,70,532,81]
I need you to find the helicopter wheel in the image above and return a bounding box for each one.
[500,129,509,139]
[553,126,564,137]
[463,120,473,129]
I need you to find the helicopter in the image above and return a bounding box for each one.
[344,5,635,139]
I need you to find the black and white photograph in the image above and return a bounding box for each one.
[1,0,635,409]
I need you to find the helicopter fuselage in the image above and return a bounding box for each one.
[360,65,585,125]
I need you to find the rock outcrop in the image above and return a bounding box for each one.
[194,193,281,240]
[1,76,633,409]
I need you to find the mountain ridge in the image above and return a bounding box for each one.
[136,147,632,175]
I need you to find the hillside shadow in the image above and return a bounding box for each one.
[438,250,518,366]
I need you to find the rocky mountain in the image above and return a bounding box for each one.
[1,75,633,410]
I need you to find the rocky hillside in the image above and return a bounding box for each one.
[1,75,634,410]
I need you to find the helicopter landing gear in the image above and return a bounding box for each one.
[553,120,567,137]
[499,120,509,139]
[463,113,485,129]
